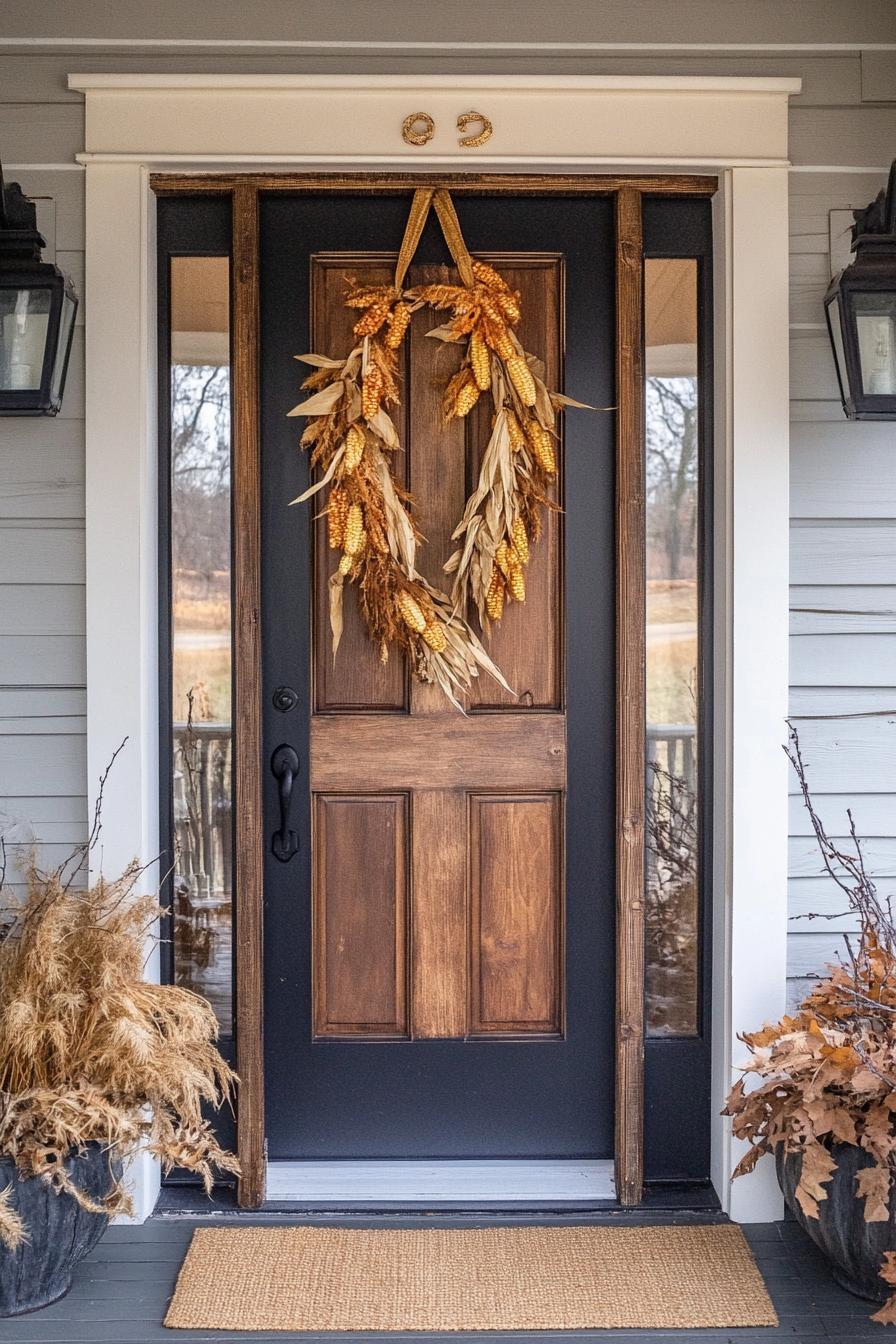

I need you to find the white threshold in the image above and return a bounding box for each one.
[266,1159,616,1203]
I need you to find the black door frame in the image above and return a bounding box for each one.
[153,172,718,1208]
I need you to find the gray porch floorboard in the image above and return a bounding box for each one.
[0,1216,885,1342]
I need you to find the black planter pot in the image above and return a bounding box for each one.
[0,1144,121,1316]
[777,1142,896,1303]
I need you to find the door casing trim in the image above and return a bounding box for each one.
[75,73,793,1223]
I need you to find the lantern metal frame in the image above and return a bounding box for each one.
[0,164,78,416]
[824,160,896,421]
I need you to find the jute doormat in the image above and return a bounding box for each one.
[164,1224,778,1332]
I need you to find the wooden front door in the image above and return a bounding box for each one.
[259,193,615,1159]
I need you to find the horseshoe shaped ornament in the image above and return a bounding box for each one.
[457,110,493,148]
[401,112,435,147]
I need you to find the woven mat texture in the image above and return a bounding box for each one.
[164,1223,778,1332]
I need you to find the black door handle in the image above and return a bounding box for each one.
[271,744,300,863]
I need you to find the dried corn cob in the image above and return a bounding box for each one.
[327,486,349,549]
[485,570,505,620]
[397,590,427,633]
[496,291,521,323]
[385,303,412,348]
[354,301,390,337]
[507,355,537,407]
[344,503,364,556]
[509,564,526,603]
[472,260,511,295]
[362,367,383,419]
[421,620,448,652]
[345,285,392,309]
[506,410,525,451]
[512,518,530,565]
[338,553,353,576]
[495,539,513,580]
[470,330,491,390]
[478,293,506,326]
[526,418,556,475]
[343,424,365,473]
[454,378,481,418]
[489,324,516,360]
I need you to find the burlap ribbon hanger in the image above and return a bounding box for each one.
[393,187,475,292]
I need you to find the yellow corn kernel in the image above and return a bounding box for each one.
[495,539,513,580]
[526,418,556,475]
[338,553,353,576]
[361,367,383,419]
[485,570,505,620]
[507,355,537,407]
[344,503,364,556]
[343,424,365,474]
[454,379,481,418]
[512,518,530,565]
[384,303,412,349]
[327,487,348,550]
[397,590,427,633]
[421,620,448,652]
[506,410,525,451]
[470,330,491,391]
[509,563,526,603]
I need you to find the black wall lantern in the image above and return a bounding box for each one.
[825,160,896,420]
[0,163,78,416]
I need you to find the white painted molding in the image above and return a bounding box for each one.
[69,73,797,167]
[710,167,790,1224]
[77,72,794,1222]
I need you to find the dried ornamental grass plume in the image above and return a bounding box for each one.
[0,1186,25,1252]
[0,759,238,1236]
[724,722,896,1325]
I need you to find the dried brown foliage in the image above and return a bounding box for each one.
[725,722,896,1323]
[0,751,238,1246]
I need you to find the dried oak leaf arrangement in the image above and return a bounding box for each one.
[0,745,238,1249]
[724,723,896,1324]
[288,189,595,708]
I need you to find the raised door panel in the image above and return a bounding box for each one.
[312,793,409,1037]
[469,793,563,1036]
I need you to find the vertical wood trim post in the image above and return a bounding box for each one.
[232,183,266,1207]
[614,187,646,1206]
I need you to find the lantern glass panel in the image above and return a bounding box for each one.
[854,291,896,397]
[0,287,51,392]
[825,291,848,399]
[50,289,76,405]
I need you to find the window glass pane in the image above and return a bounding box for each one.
[644,258,700,1037]
[169,255,232,1033]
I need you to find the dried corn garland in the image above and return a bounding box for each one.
[288,201,594,708]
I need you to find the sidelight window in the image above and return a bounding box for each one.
[162,237,234,1038]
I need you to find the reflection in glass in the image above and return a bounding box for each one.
[169,256,233,1033]
[644,258,700,1037]
[854,293,896,396]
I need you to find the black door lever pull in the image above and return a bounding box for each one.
[270,744,300,862]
